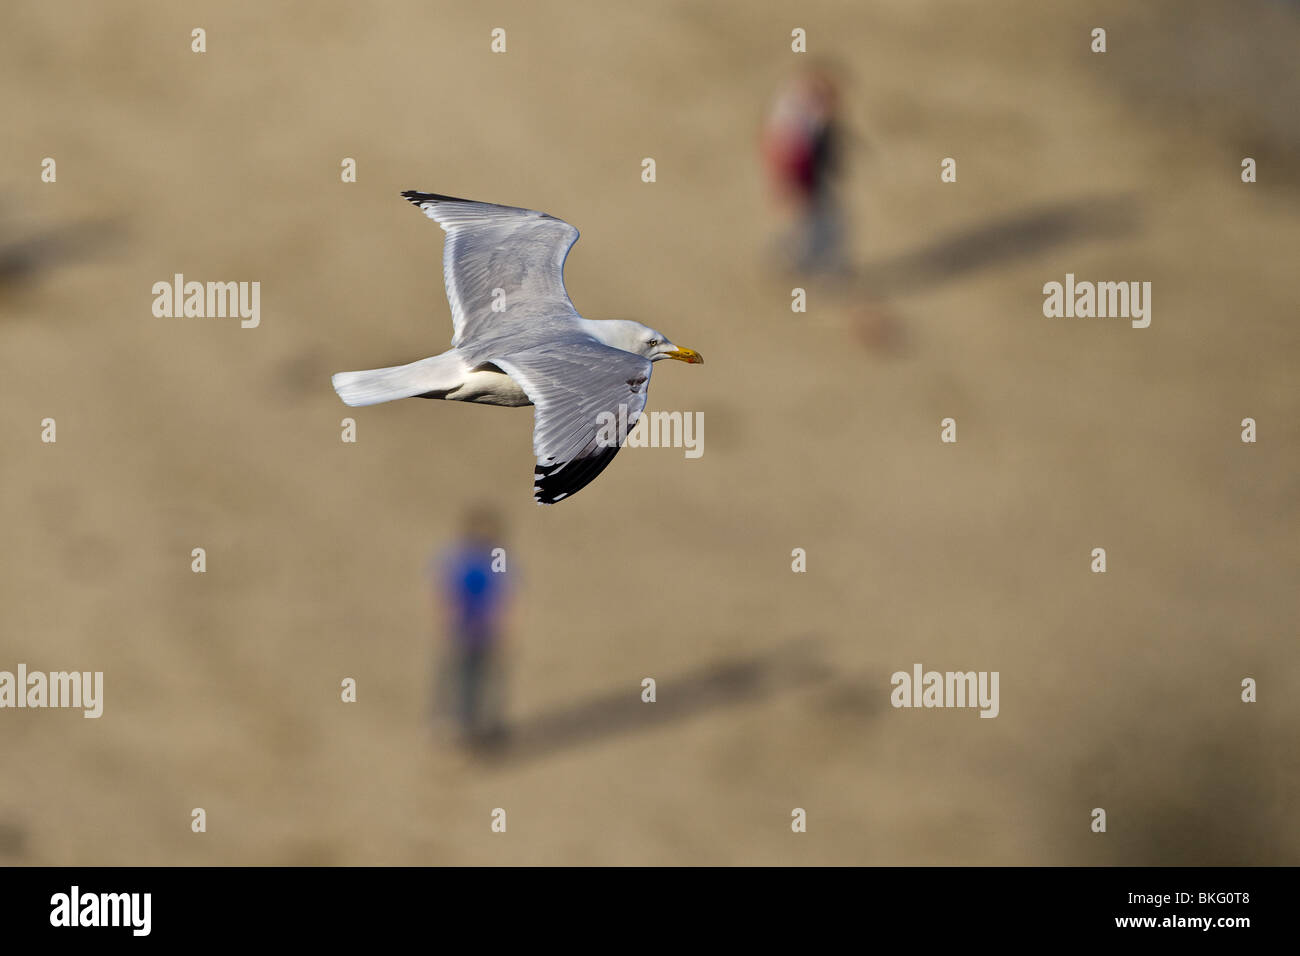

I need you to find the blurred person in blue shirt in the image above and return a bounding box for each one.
[432,505,512,749]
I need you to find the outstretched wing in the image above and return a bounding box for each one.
[400,191,581,363]
[493,341,653,504]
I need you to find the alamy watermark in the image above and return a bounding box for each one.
[595,404,703,458]
[1042,273,1151,328]
[50,886,150,936]
[152,273,260,328]
[890,663,999,718]
[0,664,103,717]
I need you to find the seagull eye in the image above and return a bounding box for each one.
[647,339,659,348]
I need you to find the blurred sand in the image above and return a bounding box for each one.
[0,0,1297,865]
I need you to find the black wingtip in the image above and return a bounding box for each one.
[532,445,621,505]
[400,190,469,205]
[400,190,557,222]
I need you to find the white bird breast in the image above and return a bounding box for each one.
[450,361,533,407]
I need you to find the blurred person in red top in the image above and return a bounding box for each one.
[762,66,904,353]
[762,65,848,277]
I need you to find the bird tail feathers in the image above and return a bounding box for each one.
[331,353,463,407]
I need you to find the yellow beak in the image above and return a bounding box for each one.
[665,347,704,365]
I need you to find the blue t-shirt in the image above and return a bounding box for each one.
[438,545,510,647]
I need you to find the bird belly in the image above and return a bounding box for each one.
[447,365,532,407]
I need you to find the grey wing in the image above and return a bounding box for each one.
[493,341,653,504]
[400,191,581,362]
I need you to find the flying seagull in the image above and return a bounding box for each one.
[332,192,703,504]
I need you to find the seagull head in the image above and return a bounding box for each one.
[597,320,703,365]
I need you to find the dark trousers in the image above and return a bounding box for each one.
[440,639,503,743]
